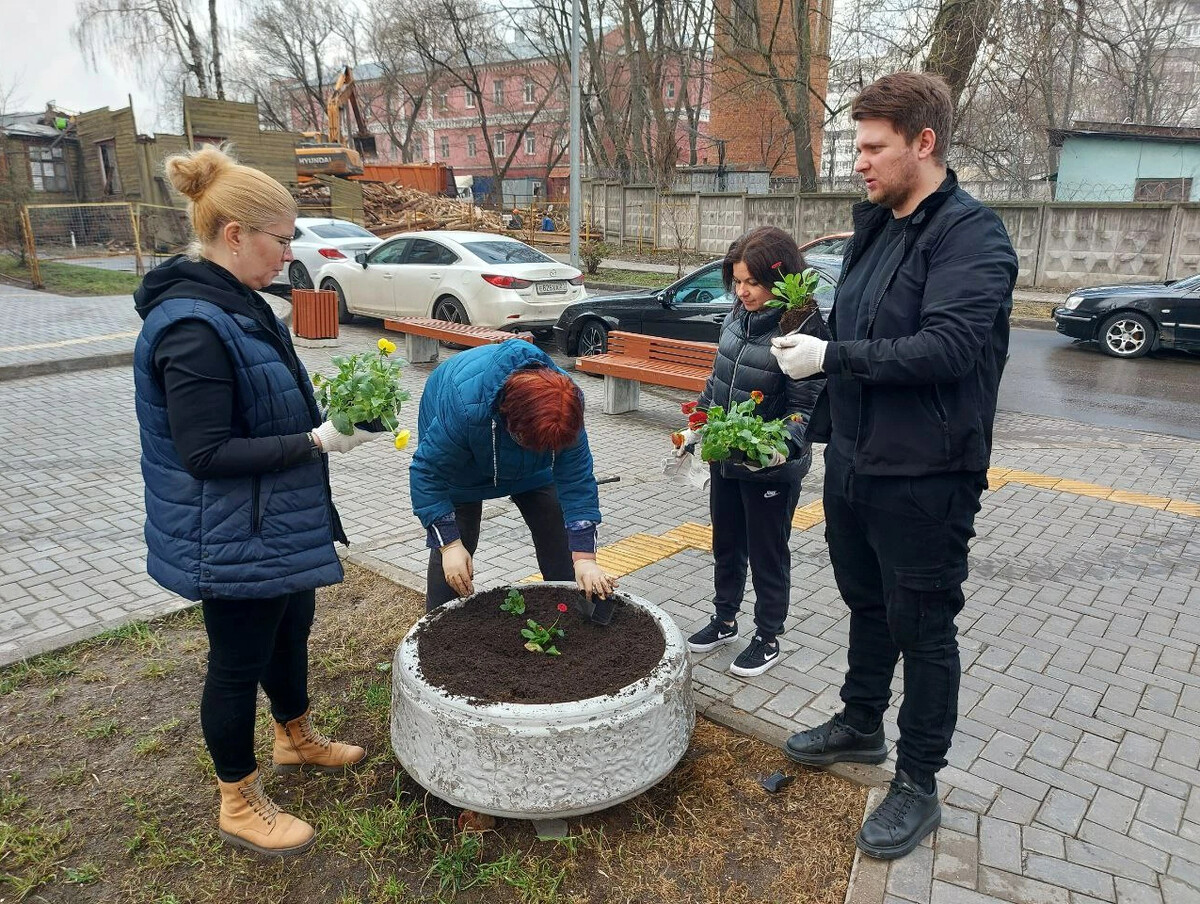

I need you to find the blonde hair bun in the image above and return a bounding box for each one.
[165,145,235,202]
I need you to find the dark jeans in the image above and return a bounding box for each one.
[425,483,574,611]
[823,449,985,785]
[200,589,315,783]
[710,465,802,640]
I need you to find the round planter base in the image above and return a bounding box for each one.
[390,583,695,820]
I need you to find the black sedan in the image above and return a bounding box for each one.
[555,254,842,356]
[1052,274,1200,358]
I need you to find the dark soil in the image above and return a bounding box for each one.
[0,564,866,904]
[779,303,823,336]
[417,585,666,705]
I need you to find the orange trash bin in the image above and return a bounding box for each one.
[291,288,340,340]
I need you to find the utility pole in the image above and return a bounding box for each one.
[568,0,581,268]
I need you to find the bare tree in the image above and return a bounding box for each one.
[922,0,1003,106]
[73,0,225,99]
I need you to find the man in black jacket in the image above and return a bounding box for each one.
[771,72,1018,860]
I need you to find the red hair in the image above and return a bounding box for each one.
[499,367,584,451]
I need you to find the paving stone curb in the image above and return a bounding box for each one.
[0,351,135,382]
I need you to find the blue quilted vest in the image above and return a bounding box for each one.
[133,297,343,601]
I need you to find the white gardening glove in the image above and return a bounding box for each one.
[672,427,700,459]
[770,334,828,379]
[311,420,383,454]
[574,557,616,601]
[441,540,474,597]
[743,448,789,471]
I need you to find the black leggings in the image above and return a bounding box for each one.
[200,590,315,782]
[425,483,574,611]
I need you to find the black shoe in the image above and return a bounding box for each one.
[784,711,888,767]
[729,634,780,677]
[687,616,739,653]
[856,770,941,859]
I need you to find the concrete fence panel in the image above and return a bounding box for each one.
[745,195,797,235]
[1167,205,1200,280]
[698,195,744,254]
[624,186,656,243]
[1037,204,1176,288]
[604,184,623,239]
[991,203,1044,288]
[657,193,700,252]
[796,194,858,244]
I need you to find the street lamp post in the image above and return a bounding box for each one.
[568,0,581,269]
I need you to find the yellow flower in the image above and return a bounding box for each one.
[378,338,397,355]
[393,429,411,450]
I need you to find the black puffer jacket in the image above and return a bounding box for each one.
[698,304,824,482]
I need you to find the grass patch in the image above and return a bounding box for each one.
[0,563,866,903]
[593,267,677,289]
[0,253,142,295]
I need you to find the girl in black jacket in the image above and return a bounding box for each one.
[685,226,826,676]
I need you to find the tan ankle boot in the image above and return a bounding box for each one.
[217,769,315,857]
[273,708,366,774]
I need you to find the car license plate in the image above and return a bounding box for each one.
[536,280,568,295]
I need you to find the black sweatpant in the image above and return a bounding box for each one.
[425,482,575,611]
[200,589,315,783]
[823,448,986,786]
[710,465,802,640]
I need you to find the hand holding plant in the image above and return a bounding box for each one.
[312,338,412,450]
[691,393,791,469]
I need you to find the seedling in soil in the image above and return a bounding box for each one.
[500,588,526,616]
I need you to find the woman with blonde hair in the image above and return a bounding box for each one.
[133,145,378,856]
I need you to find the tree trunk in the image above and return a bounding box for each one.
[208,0,224,100]
[923,0,1001,107]
[183,17,210,97]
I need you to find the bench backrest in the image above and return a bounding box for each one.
[384,317,534,345]
[608,331,716,372]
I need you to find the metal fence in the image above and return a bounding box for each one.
[20,202,192,289]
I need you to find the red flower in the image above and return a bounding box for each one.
[688,410,708,428]
[681,401,698,415]
[771,261,783,270]
[750,390,764,404]
[670,431,685,448]
[557,603,569,613]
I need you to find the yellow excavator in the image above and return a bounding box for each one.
[295,66,377,177]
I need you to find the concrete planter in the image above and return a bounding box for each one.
[390,583,695,819]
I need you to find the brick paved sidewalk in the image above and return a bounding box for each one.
[0,290,1197,903]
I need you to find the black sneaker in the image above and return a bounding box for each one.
[687,616,739,653]
[856,769,941,859]
[728,634,780,677]
[784,711,888,767]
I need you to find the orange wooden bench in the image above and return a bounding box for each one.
[382,317,535,363]
[576,331,715,414]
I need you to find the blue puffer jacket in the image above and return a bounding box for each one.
[134,293,343,601]
[409,341,601,529]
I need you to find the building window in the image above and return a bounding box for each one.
[439,136,450,158]
[1134,177,1192,202]
[525,133,536,155]
[467,134,477,157]
[494,133,506,156]
[97,141,121,195]
[28,145,68,193]
[524,79,535,104]
[465,89,475,108]
[666,82,676,99]
[438,92,448,111]
[493,80,504,105]
[729,0,758,44]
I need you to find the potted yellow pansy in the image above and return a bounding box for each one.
[312,338,412,449]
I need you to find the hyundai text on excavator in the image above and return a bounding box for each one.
[295,66,376,177]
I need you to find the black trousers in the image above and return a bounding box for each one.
[823,448,986,784]
[710,465,802,640]
[200,589,315,783]
[425,483,575,611]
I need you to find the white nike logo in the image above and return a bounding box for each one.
[764,490,779,498]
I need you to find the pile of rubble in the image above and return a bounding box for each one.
[295,181,507,236]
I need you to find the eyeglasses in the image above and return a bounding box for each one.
[253,227,293,250]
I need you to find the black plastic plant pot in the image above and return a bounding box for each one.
[589,594,616,626]
[724,449,748,464]
[355,417,389,433]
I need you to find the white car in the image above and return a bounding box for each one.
[272,217,383,290]
[315,230,585,331]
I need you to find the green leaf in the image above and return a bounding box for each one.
[545,646,560,656]
[520,628,536,640]
[330,411,353,435]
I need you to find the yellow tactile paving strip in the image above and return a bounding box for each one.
[526,468,1199,582]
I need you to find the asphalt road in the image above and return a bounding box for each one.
[1000,327,1200,440]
